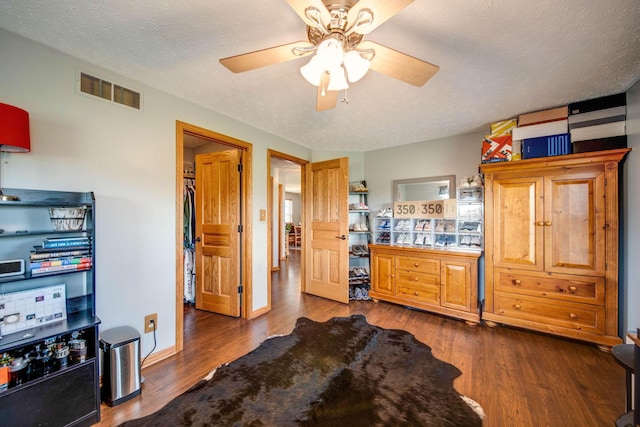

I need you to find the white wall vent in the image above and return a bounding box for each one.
[76,70,143,111]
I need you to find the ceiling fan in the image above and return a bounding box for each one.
[219,0,439,111]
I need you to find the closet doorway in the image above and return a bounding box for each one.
[267,150,306,312]
[175,121,253,353]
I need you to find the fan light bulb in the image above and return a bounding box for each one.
[344,50,370,83]
[300,55,323,86]
[327,66,349,91]
[301,38,354,89]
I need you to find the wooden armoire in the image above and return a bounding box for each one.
[480,148,630,348]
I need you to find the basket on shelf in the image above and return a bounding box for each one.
[49,207,87,231]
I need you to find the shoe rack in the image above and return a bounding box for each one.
[348,181,371,300]
[372,185,484,251]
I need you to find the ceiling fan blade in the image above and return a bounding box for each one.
[220,41,313,73]
[316,73,339,111]
[359,40,439,87]
[347,0,414,35]
[286,0,332,31]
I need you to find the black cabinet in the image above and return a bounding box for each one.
[0,188,100,427]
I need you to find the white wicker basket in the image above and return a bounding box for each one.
[49,207,87,231]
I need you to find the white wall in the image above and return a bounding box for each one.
[365,130,486,213]
[623,81,639,335]
[0,29,311,358]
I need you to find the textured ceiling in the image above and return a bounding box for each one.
[1,0,639,151]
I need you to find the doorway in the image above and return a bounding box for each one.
[267,150,307,312]
[175,121,253,353]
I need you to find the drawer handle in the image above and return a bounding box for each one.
[414,291,419,296]
[414,262,419,267]
[414,277,419,282]
[544,221,552,226]
[569,313,577,319]
[514,304,522,310]
[512,279,521,286]
[536,221,544,226]
[568,286,577,293]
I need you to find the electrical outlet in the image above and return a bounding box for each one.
[144,313,157,333]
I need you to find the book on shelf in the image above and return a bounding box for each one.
[30,257,92,269]
[31,262,92,275]
[42,237,91,249]
[30,248,91,260]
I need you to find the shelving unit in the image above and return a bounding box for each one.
[0,188,100,427]
[348,182,371,300]
[372,188,484,251]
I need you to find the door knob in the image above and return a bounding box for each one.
[336,235,347,240]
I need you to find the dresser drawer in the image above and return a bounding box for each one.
[396,273,440,304]
[396,256,440,274]
[493,291,605,334]
[494,268,604,305]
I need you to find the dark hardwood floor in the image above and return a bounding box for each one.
[97,251,627,426]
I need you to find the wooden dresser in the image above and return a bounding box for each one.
[480,148,630,347]
[368,244,482,324]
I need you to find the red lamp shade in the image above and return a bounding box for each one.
[0,103,31,153]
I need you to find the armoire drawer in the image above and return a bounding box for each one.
[494,268,604,305]
[396,256,440,274]
[493,291,605,334]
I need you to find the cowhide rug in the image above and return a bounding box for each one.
[120,315,483,426]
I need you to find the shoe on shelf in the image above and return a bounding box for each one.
[353,223,362,231]
[459,176,470,187]
[470,174,483,187]
[435,220,445,232]
[423,234,433,245]
[415,233,424,245]
[359,222,368,232]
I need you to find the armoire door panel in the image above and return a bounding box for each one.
[492,177,544,271]
[544,170,605,276]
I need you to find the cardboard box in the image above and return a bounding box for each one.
[522,133,571,159]
[569,92,626,115]
[572,135,627,153]
[490,119,517,136]
[518,106,568,127]
[482,135,512,163]
[512,119,568,141]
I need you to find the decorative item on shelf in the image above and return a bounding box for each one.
[49,207,87,231]
[0,103,31,202]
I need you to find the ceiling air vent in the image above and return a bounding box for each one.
[77,71,142,111]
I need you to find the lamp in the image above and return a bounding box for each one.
[0,103,31,202]
[300,38,371,92]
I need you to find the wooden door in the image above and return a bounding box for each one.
[194,150,241,317]
[544,167,605,276]
[303,158,349,303]
[492,176,544,271]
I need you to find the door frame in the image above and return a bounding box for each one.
[175,121,253,352]
[266,150,308,312]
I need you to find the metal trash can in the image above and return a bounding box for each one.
[100,326,141,406]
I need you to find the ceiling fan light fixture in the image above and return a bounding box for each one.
[326,66,349,91]
[300,55,323,86]
[343,50,370,83]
